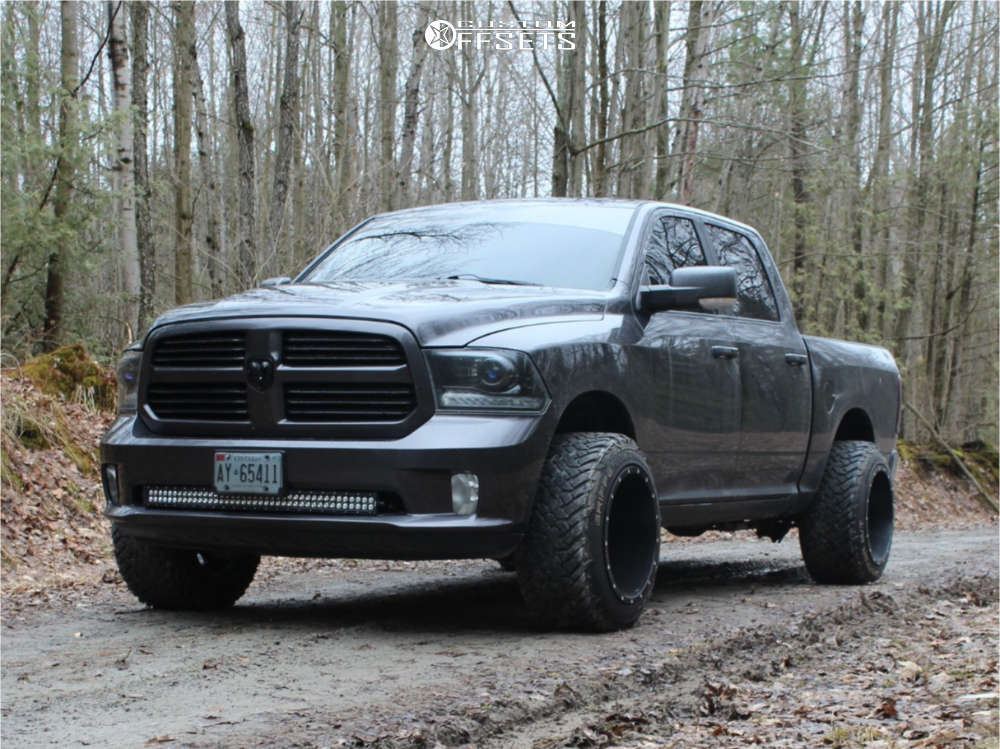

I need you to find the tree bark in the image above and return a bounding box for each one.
[567,0,587,197]
[194,54,222,298]
[654,0,670,199]
[131,0,155,330]
[331,1,352,225]
[870,1,898,340]
[172,0,194,306]
[592,0,609,197]
[396,24,428,209]
[108,0,140,340]
[378,1,397,211]
[787,2,810,318]
[270,1,300,246]
[672,1,718,205]
[43,1,79,351]
[620,0,648,198]
[225,0,257,288]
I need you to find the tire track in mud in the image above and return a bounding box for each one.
[2,528,996,748]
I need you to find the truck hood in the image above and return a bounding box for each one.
[146,280,607,347]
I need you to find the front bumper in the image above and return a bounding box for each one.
[101,411,552,560]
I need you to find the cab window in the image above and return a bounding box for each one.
[644,216,706,285]
[705,224,779,321]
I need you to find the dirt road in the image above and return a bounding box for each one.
[2,527,997,748]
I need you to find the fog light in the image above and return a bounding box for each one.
[451,472,479,515]
[102,464,120,505]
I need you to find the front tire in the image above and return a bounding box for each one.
[112,528,260,610]
[516,433,660,631]
[798,440,894,584]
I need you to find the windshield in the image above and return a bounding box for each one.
[300,202,636,290]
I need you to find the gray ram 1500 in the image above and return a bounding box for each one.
[102,199,901,631]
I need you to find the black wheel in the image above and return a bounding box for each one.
[112,528,259,610]
[798,440,894,584]
[515,433,660,631]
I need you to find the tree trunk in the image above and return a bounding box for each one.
[567,0,587,197]
[841,1,865,334]
[331,1,351,226]
[131,0,155,329]
[225,0,257,288]
[592,0,609,197]
[620,0,648,198]
[108,1,140,341]
[43,1,79,351]
[787,2,810,319]
[194,56,223,298]
[270,1,300,248]
[172,0,194,305]
[378,1,397,211]
[396,24,428,209]
[870,1,898,340]
[894,1,956,437]
[654,0,670,199]
[673,1,718,205]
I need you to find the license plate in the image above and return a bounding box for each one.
[214,452,283,495]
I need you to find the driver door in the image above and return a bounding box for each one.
[632,211,741,502]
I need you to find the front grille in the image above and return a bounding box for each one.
[142,323,423,435]
[283,331,405,367]
[147,383,248,421]
[285,383,416,422]
[152,332,246,367]
[146,486,378,515]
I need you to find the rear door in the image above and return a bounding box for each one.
[632,210,741,500]
[700,222,811,496]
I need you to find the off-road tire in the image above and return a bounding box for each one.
[798,440,894,584]
[515,433,660,631]
[112,528,259,610]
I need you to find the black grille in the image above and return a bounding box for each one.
[283,331,405,367]
[152,332,246,368]
[285,383,416,422]
[147,383,248,421]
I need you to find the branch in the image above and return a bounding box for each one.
[38,1,121,212]
[903,402,998,513]
[506,1,561,123]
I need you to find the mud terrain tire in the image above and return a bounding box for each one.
[515,433,660,631]
[799,440,894,584]
[113,528,259,610]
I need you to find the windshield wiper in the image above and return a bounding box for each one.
[443,274,538,286]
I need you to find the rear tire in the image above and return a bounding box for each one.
[798,440,894,584]
[515,433,660,631]
[112,528,259,610]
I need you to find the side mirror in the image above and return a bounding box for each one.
[261,276,292,288]
[639,266,737,313]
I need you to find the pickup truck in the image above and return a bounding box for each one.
[101,199,901,631]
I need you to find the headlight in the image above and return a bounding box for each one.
[425,349,549,413]
[115,347,143,415]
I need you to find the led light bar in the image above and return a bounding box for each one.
[145,487,378,515]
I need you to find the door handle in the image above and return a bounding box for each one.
[785,353,808,367]
[711,345,739,360]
